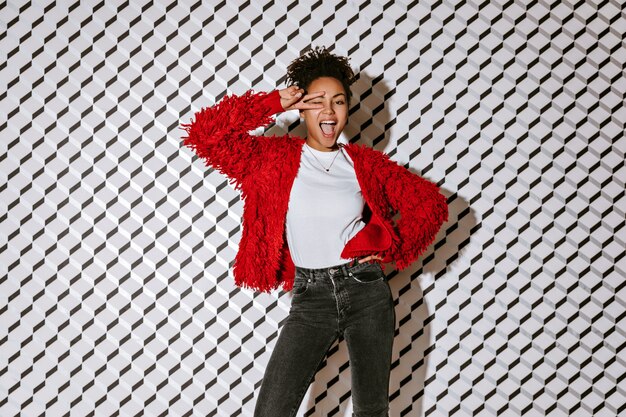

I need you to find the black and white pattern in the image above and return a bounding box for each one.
[1,1,624,416]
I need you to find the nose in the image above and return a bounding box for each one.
[322,103,334,114]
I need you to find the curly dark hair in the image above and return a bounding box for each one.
[286,46,357,105]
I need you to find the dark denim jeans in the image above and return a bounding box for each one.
[254,258,395,417]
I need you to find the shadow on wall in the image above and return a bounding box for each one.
[274,71,475,416]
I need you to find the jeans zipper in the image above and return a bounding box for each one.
[328,273,341,318]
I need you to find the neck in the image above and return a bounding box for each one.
[305,139,341,152]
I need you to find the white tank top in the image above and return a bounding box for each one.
[285,142,367,268]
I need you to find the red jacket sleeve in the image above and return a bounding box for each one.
[179,89,284,183]
[377,153,449,270]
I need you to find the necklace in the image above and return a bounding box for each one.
[305,142,344,172]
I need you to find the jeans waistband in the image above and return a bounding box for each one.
[295,257,378,280]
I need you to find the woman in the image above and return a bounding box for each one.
[181,46,448,417]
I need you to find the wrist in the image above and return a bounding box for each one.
[265,89,284,115]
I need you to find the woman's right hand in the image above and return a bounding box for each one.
[279,86,325,112]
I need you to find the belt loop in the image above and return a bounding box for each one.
[344,258,355,274]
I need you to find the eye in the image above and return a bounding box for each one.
[336,100,345,105]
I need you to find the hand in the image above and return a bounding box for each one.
[358,254,385,264]
[279,85,325,112]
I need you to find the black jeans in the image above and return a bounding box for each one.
[254,258,395,417]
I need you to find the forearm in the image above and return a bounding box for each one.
[381,155,449,269]
[179,89,284,181]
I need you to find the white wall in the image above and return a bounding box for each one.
[1,0,624,416]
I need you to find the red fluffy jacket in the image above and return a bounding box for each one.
[180,89,448,293]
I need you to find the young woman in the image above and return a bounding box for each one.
[181,46,448,417]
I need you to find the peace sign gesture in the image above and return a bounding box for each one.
[279,85,325,112]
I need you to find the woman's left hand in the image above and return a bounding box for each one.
[358,254,384,263]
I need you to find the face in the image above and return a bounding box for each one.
[300,77,349,152]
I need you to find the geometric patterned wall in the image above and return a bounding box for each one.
[2,1,624,416]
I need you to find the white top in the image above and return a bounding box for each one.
[285,142,367,268]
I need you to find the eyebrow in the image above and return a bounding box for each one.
[305,93,346,101]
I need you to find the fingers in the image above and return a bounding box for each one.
[282,85,325,111]
[294,91,325,110]
[280,86,304,102]
[287,85,325,98]
[293,90,325,101]
[296,102,325,110]
[281,90,304,111]
[302,91,325,101]
[284,85,303,99]
[288,85,302,97]
[357,254,383,263]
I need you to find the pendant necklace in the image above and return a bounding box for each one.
[305,142,344,172]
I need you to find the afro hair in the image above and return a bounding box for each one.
[286,46,357,105]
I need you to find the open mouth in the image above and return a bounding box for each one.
[320,121,337,137]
